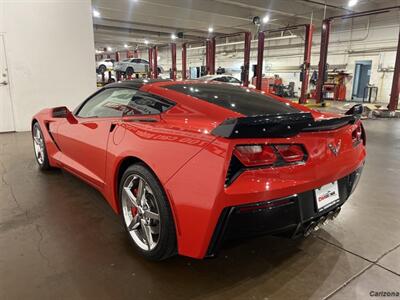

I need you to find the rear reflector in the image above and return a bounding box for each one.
[234,145,277,167]
[275,145,305,163]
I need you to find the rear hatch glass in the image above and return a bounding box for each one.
[165,84,300,116]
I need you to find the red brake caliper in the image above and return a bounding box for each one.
[131,188,138,216]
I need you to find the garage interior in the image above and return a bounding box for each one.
[1,1,400,299]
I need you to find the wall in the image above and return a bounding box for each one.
[0,0,96,131]
[155,19,399,103]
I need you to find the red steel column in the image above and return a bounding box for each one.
[170,43,177,80]
[182,43,187,80]
[256,31,265,91]
[115,51,121,81]
[205,39,211,75]
[153,46,158,78]
[148,48,153,78]
[300,24,314,104]
[243,31,252,87]
[210,37,216,75]
[388,29,400,111]
[316,19,331,103]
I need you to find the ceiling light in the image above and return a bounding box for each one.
[208,27,213,33]
[144,40,149,45]
[171,33,177,40]
[124,44,128,48]
[107,46,112,51]
[262,15,270,24]
[93,9,100,18]
[348,0,358,7]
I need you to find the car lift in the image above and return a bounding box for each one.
[181,40,209,80]
[255,24,314,104]
[148,43,177,80]
[315,6,400,110]
[182,32,251,86]
[211,32,252,87]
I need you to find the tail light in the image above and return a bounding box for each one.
[352,122,365,146]
[234,145,277,166]
[233,144,306,167]
[275,145,305,163]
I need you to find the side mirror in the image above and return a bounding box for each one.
[52,106,70,118]
[345,104,363,116]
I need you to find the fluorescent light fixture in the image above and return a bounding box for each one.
[124,44,128,48]
[348,0,358,7]
[107,46,112,51]
[262,15,270,24]
[171,33,177,40]
[144,40,149,45]
[208,27,214,33]
[93,9,100,18]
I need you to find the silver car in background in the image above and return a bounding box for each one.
[114,58,164,76]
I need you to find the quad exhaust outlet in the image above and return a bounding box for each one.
[304,207,341,237]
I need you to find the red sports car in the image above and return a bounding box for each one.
[32,79,366,260]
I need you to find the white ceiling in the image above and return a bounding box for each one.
[92,0,400,51]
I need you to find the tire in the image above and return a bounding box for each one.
[98,64,106,74]
[32,122,51,170]
[119,163,177,260]
[157,67,162,74]
[126,67,134,76]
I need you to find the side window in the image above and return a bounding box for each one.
[124,93,174,116]
[227,77,241,84]
[131,59,140,63]
[140,59,149,64]
[77,88,138,118]
[213,77,228,83]
[77,88,174,118]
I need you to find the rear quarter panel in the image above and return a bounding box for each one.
[103,120,216,215]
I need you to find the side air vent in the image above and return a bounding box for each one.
[225,155,244,187]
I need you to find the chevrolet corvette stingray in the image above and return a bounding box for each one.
[32,79,366,260]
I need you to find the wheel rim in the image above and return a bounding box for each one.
[121,175,161,251]
[33,126,45,165]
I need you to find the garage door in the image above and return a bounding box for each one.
[0,34,15,132]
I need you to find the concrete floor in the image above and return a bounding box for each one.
[1,119,399,300]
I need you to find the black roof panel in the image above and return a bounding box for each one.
[104,79,172,90]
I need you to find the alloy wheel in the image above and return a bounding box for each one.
[33,126,45,165]
[121,174,161,251]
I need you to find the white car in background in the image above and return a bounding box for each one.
[114,58,163,76]
[96,58,115,74]
[197,74,242,85]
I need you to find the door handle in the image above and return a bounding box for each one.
[0,81,8,85]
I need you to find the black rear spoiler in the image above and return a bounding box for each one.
[212,105,361,139]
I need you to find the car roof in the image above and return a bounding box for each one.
[104,79,173,90]
[198,74,234,80]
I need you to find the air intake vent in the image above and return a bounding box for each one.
[225,156,244,186]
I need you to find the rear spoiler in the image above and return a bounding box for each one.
[212,105,361,139]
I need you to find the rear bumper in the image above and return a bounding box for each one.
[206,165,364,257]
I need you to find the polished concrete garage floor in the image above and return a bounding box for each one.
[1,119,399,300]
